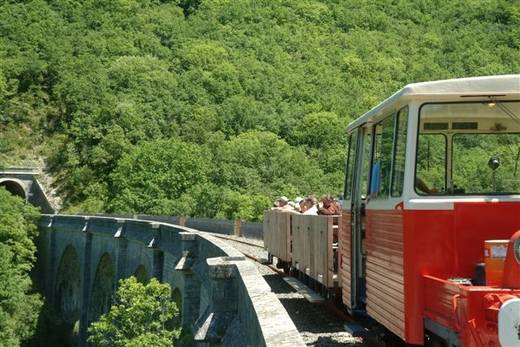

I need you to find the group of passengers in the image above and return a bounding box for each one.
[271,195,342,215]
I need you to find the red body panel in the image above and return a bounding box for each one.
[342,202,520,345]
[424,275,520,346]
[403,202,520,344]
[366,210,405,339]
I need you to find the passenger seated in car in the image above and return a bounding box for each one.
[301,196,318,215]
[293,197,303,212]
[272,196,293,211]
[318,195,341,215]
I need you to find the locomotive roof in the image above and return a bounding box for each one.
[347,74,520,131]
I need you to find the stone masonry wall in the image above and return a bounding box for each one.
[37,214,304,347]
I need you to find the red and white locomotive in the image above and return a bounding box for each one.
[342,74,520,346]
[265,75,520,346]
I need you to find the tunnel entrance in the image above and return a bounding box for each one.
[0,180,26,199]
[0,171,55,213]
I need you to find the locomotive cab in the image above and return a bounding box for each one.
[342,75,520,346]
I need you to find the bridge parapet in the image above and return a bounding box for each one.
[37,214,304,347]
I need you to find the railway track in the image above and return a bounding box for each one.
[210,233,264,248]
[209,233,288,275]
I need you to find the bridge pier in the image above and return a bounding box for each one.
[174,232,200,327]
[79,219,93,347]
[193,257,241,345]
[45,216,57,306]
[114,219,128,284]
[150,223,164,281]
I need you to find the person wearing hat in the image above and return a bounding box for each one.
[277,196,293,211]
[272,196,292,211]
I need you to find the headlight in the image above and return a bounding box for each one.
[515,237,520,264]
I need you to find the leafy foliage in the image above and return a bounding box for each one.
[87,276,181,347]
[110,139,210,215]
[0,0,519,219]
[0,188,42,346]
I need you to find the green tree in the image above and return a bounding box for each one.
[109,139,210,215]
[0,188,42,346]
[214,131,328,197]
[289,112,348,149]
[88,277,181,347]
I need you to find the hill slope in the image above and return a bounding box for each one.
[0,0,518,220]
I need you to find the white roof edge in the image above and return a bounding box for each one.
[347,74,520,131]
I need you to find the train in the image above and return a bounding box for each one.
[264,75,520,347]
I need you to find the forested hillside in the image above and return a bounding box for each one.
[0,189,41,345]
[1,0,519,220]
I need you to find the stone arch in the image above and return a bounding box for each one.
[0,179,26,199]
[54,245,81,345]
[171,287,183,326]
[172,287,182,312]
[133,264,149,284]
[55,245,81,322]
[90,253,115,322]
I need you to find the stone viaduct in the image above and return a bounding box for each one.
[0,170,304,346]
[36,214,305,347]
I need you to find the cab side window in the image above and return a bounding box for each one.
[361,129,372,198]
[391,107,408,197]
[344,131,357,200]
[370,106,409,199]
[371,115,395,198]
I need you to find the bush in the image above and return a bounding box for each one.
[88,277,181,347]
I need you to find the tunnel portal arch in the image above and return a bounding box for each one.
[0,179,26,200]
[90,253,115,322]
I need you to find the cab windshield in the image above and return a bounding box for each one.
[416,101,520,195]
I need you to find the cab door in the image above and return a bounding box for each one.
[342,125,372,312]
[363,107,409,340]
